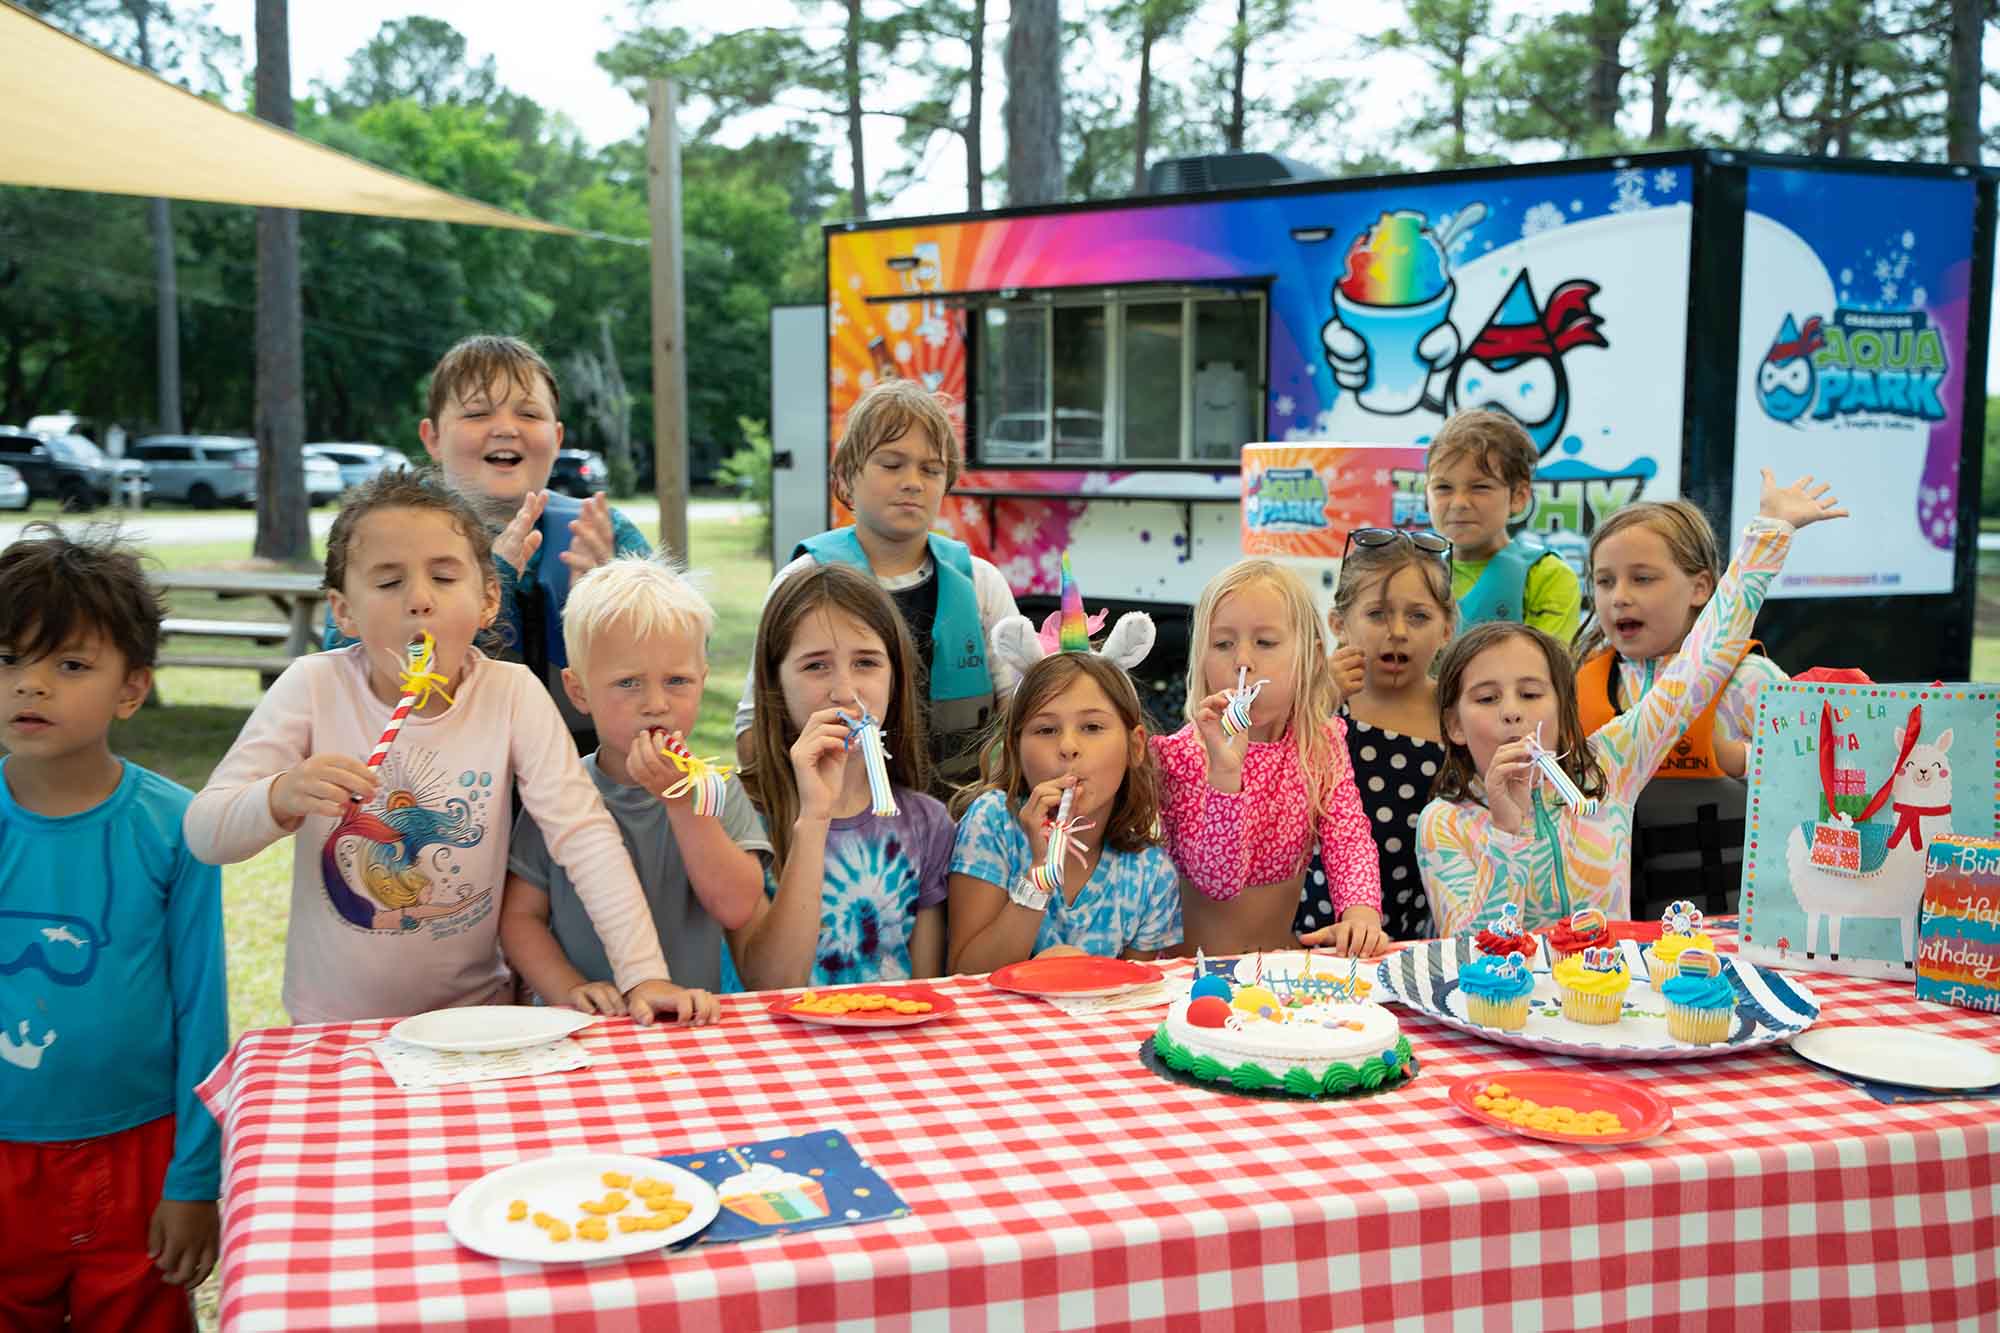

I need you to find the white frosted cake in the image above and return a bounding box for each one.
[1151,972,1415,1098]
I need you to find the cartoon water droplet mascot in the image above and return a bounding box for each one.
[1756,315,1824,424]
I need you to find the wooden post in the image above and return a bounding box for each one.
[647,78,690,561]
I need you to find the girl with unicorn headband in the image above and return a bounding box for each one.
[947,555,1182,970]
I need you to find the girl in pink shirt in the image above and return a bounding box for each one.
[1152,558,1383,956]
[185,471,711,1026]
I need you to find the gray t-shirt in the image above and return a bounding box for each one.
[508,753,772,992]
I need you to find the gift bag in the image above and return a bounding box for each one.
[1916,836,2000,1013]
[1739,681,2000,979]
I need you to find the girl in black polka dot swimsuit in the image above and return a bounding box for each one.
[1296,530,1457,943]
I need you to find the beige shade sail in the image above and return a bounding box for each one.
[0,3,578,235]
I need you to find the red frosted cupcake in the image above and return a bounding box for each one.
[1544,907,1612,964]
[1473,902,1536,959]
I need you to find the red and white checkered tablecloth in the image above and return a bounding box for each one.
[199,928,2000,1333]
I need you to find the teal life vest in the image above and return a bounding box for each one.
[1457,533,1562,629]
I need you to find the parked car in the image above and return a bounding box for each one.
[0,429,115,509]
[0,463,28,511]
[549,449,608,498]
[132,435,258,507]
[305,442,410,492]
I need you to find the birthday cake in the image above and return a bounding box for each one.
[1150,960,1415,1098]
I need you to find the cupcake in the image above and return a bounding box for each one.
[1474,901,1536,961]
[1551,946,1630,1025]
[1544,906,1612,964]
[1458,951,1535,1031]
[1663,948,1735,1044]
[1645,899,1717,991]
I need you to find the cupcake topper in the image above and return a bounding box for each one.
[1526,722,1600,816]
[1580,945,1623,974]
[836,708,899,817]
[1675,948,1722,979]
[658,732,734,817]
[987,549,1157,674]
[1493,901,1523,937]
[1219,665,1271,740]
[1568,906,1608,935]
[1487,950,1529,981]
[1662,899,1704,937]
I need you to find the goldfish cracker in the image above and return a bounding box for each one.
[531,1211,557,1229]
[602,1172,632,1189]
[508,1200,529,1222]
[579,1192,629,1215]
[576,1218,610,1242]
[544,1220,571,1242]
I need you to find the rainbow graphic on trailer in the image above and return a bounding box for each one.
[1918,835,2000,1013]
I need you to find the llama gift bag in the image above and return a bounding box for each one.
[1739,681,2000,980]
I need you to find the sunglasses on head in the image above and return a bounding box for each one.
[1342,526,1453,562]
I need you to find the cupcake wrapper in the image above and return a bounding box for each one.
[1559,986,1626,1025]
[1667,1002,1732,1045]
[1467,994,1530,1032]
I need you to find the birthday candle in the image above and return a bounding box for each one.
[1526,722,1598,815]
[838,709,899,817]
[659,733,733,817]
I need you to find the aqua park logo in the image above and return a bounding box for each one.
[1244,467,1330,531]
[1755,309,1949,425]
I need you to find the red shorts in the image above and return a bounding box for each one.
[0,1114,197,1333]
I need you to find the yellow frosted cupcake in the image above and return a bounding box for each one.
[1552,947,1631,1025]
[1646,900,1716,991]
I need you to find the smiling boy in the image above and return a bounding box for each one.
[1423,409,1581,641]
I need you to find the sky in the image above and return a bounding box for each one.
[206,1,2000,387]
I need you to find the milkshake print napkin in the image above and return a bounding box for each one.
[658,1130,908,1245]
[368,1036,591,1090]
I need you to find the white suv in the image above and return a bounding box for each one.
[134,436,343,508]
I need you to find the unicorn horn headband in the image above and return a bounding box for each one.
[987,549,1156,675]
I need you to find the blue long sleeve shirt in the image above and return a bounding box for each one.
[0,759,228,1201]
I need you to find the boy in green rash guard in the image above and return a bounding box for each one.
[1424,408,1581,641]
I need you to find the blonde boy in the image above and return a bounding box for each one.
[733,379,1019,786]
[503,558,767,1005]
[1423,409,1581,640]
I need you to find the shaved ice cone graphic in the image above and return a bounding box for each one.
[1333,210,1455,414]
[716,1161,829,1224]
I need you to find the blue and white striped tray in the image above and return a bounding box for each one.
[1373,937,1820,1060]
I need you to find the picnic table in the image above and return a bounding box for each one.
[153,569,325,684]
[197,924,2000,1332]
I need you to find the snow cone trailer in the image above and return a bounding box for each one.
[768,149,1993,711]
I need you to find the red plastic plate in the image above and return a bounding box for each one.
[767,986,956,1028]
[987,956,1163,997]
[1448,1070,1673,1146]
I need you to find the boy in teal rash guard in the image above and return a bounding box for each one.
[1424,408,1581,641]
[0,527,226,1329]
[324,335,650,753]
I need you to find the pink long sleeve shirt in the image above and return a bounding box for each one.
[1151,718,1382,915]
[184,646,669,1023]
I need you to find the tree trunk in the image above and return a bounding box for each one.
[129,5,182,435]
[1585,0,1628,136]
[844,0,868,219]
[253,0,308,562]
[1227,0,1248,153]
[1947,0,1982,164]
[1005,0,1063,205]
[1132,30,1155,195]
[1647,0,1677,145]
[1450,38,1470,163]
[967,0,986,210]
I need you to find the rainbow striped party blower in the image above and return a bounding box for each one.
[1220,665,1269,740]
[358,632,449,793]
[1027,784,1093,899]
[837,709,899,817]
[658,732,733,817]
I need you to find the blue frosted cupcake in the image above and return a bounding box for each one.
[1459,951,1535,1031]
[1662,948,1734,1044]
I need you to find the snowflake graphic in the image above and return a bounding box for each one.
[1881,281,1899,303]
[858,370,876,389]
[895,339,913,364]
[916,315,950,349]
[1652,169,1678,194]
[1902,230,1916,249]
[1913,287,1928,306]
[1874,257,1895,282]
[885,302,911,333]
[1609,169,1651,214]
[830,367,848,389]
[1275,393,1296,417]
[1522,202,1567,237]
[827,302,848,335]
[847,274,862,291]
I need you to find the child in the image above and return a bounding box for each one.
[948,564,1180,968]
[0,527,226,1326]
[1418,471,1847,934]
[1573,499,1787,780]
[1424,409,1581,640]
[188,471,705,1026]
[326,334,651,753]
[1299,527,1458,942]
[501,558,764,1012]
[733,378,1020,789]
[1153,558,1385,957]
[731,563,956,988]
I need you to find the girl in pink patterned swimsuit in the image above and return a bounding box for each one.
[1152,559,1385,956]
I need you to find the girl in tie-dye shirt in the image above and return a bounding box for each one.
[1417,470,1849,935]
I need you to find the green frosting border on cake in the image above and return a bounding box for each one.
[1152,1026,1416,1097]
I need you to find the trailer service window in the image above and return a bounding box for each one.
[973,289,1266,466]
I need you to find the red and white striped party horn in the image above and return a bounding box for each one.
[658,731,733,817]
[365,632,447,774]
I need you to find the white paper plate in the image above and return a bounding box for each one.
[1790,1026,2000,1091]
[446,1152,719,1263]
[389,1005,595,1054]
[1374,937,1819,1060]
